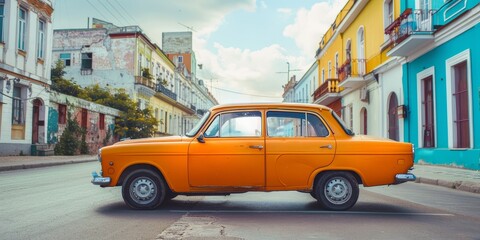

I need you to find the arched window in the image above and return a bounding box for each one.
[388,92,399,141]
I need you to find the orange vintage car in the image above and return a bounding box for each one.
[92,103,415,211]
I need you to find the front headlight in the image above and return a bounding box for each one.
[97,148,102,162]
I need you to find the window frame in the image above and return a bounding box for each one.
[18,7,27,51]
[12,86,25,125]
[416,66,437,148]
[266,110,330,138]
[60,53,71,66]
[0,3,5,43]
[446,49,472,149]
[37,19,45,59]
[204,111,263,138]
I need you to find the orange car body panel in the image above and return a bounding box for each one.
[98,103,414,193]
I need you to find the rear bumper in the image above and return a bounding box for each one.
[91,171,111,186]
[395,172,416,184]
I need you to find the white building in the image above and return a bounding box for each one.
[0,0,53,155]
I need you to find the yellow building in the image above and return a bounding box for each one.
[314,0,405,140]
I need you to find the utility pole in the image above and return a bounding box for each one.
[277,62,301,82]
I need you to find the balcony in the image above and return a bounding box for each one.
[134,76,155,89]
[337,59,368,91]
[156,84,177,101]
[385,8,435,57]
[313,78,341,105]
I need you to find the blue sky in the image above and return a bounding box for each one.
[53,0,347,103]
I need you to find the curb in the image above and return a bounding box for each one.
[0,159,97,172]
[415,177,480,194]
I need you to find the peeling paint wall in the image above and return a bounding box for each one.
[48,91,121,154]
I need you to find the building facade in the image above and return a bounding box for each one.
[53,20,217,137]
[386,0,479,169]
[0,0,53,155]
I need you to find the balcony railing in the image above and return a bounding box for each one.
[313,78,340,102]
[385,8,435,46]
[337,59,366,82]
[134,76,155,89]
[156,84,177,101]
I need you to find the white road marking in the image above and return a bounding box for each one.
[169,210,454,216]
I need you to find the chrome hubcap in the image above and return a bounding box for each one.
[324,177,351,205]
[130,177,157,205]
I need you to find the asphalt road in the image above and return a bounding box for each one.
[1,162,479,240]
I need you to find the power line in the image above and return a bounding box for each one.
[95,0,123,25]
[116,0,139,25]
[212,86,282,99]
[86,0,109,22]
[105,0,131,26]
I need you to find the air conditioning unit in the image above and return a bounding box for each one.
[360,86,369,103]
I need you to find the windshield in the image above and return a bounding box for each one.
[331,110,355,136]
[185,111,211,137]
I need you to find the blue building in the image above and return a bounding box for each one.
[386,0,479,169]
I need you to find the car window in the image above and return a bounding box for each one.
[267,111,329,137]
[204,111,262,138]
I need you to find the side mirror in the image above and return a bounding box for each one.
[197,133,205,143]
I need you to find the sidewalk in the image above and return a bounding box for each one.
[0,155,97,172]
[0,155,478,194]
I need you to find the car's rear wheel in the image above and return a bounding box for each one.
[122,169,166,209]
[314,171,359,211]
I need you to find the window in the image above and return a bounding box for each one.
[321,69,325,83]
[328,61,332,78]
[446,50,472,149]
[99,113,105,130]
[18,8,27,51]
[357,27,365,75]
[37,20,45,59]
[60,53,71,66]
[388,92,399,141]
[266,111,328,137]
[58,104,67,124]
[384,0,394,40]
[452,61,469,148]
[204,111,262,138]
[81,108,88,129]
[81,53,92,69]
[12,86,24,125]
[360,107,367,135]
[335,53,339,78]
[178,56,183,63]
[421,76,435,148]
[0,4,4,42]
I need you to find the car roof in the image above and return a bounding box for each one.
[209,102,332,112]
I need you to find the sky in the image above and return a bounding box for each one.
[52,0,348,104]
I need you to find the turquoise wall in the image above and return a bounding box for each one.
[404,21,480,169]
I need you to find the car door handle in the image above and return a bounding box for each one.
[320,144,332,149]
[249,145,264,149]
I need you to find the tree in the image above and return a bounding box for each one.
[51,63,158,141]
[54,111,81,155]
[51,60,84,97]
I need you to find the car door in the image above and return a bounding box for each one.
[188,110,265,188]
[265,111,335,188]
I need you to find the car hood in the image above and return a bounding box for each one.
[113,136,189,145]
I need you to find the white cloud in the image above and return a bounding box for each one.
[277,8,292,15]
[283,0,348,58]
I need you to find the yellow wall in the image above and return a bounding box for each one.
[317,0,396,83]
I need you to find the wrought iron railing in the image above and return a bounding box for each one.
[337,59,366,82]
[156,84,177,101]
[385,8,436,46]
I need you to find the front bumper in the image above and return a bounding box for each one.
[395,172,416,184]
[91,171,111,186]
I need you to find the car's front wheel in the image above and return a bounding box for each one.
[314,171,359,211]
[122,169,166,209]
